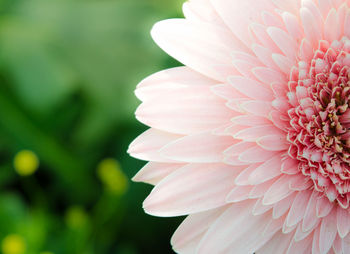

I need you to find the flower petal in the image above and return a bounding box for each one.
[136,85,234,134]
[248,154,283,185]
[263,175,295,205]
[171,206,227,254]
[337,206,350,238]
[319,209,337,254]
[161,132,233,163]
[143,163,239,217]
[210,0,275,48]
[228,76,274,101]
[128,128,181,162]
[132,162,184,185]
[197,200,274,253]
[151,19,243,81]
[136,67,215,102]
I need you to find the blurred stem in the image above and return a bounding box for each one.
[90,191,127,253]
[0,86,94,199]
[20,175,47,208]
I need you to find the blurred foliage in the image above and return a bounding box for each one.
[0,0,184,253]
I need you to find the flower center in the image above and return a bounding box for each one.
[286,37,350,208]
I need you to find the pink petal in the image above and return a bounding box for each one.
[232,59,258,79]
[286,234,313,254]
[252,198,274,216]
[210,0,274,48]
[136,66,215,101]
[312,225,321,254]
[151,19,242,81]
[239,145,278,163]
[272,0,300,15]
[143,163,239,217]
[344,9,350,37]
[250,23,281,53]
[256,231,293,254]
[333,235,343,254]
[197,200,274,253]
[252,67,287,85]
[226,99,250,113]
[267,27,298,60]
[302,0,324,29]
[224,141,255,156]
[294,223,318,242]
[319,209,337,254]
[249,179,277,199]
[160,132,233,163]
[281,158,299,175]
[300,7,323,48]
[136,85,234,135]
[128,128,181,162]
[231,115,271,126]
[211,84,245,101]
[302,190,321,232]
[226,185,253,202]
[132,162,184,185]
[337,206,350,238]
[262,11,284,28]
[252,43,280,70]
[257,134,288,151]
[318,0,334,18]
[282,12,303,41]
[248,154,283,185]
[324,8,340,42]
[270,110,290,131]
[234,125,282,142]
[182,0,223,24]
[342,233,350,253]
[316,196,334,218]
[231,50,261,64]
[171,206,227,254]
[299,39,314,62]
[272,53,294,74]
[286,190,312,227]
[230,100,273,116]
[228,76,274,101]
[234,164,259,186]
[263,175,295,205]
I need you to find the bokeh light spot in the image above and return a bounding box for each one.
[97,158,128,195]
[65,206,88,229]
[13,150,39,176]
[1,234,26,254]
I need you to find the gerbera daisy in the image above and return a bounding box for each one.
[128,0,350,253]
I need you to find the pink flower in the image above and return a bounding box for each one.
[128,0,350,253]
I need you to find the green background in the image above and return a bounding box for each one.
[0,0,185,253]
